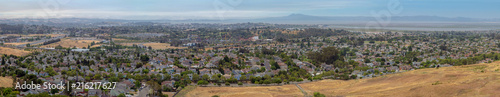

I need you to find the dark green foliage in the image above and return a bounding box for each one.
[314,92,326,97]
[140,55,150,62]
[307,46,343,64]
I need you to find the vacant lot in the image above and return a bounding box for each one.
[184,85,303,97]
[0,47,31,56]
[39,38,101,49]
[300,61,500,97]
[0,76,13,87]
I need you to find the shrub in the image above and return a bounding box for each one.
[314,92,326,97]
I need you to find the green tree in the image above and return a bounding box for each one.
[197,80,209,86]
[307,46,342,64]
[314,92,326,97]
[192,73,200,81]
[202,74,210,80]
[240,75,247,81]
[118,93,126,97]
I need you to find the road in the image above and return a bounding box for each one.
[16,36,65,47]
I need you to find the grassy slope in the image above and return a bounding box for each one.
[300,61,500,97]
[184,85,303,97]
[185,61,500,97]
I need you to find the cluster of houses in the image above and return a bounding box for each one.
[2,32,500,97]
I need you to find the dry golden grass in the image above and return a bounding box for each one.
[142,43,187,49]
[185,85,303,97]
[39,38,101,48]
[27,34,66,37]
[162,92,176,97]
[300,61,500,97]
[0,47,31,56]
[2,34,65,37]
[118,42,139,46]
[0,76,13,87]
[120,43,187,50]
[3,42,33,46]
[90,44,102,48]
[112,38,127,41]
[184,62,500,97]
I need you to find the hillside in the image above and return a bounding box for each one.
[183,85,303,97]
[184,61,500,97]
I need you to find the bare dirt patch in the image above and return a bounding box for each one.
[0,76,13,87]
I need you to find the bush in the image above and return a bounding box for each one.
[432,81,442,85]
[238,82,243,86]
[314,92,326,97]
[297,78,304,82]
[197,80,209,86]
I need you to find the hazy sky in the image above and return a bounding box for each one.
[0,0,498,20]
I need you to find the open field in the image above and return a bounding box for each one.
[0,76,13,87]
[0,47,31,56]
[112,38,143,43]
[300,61,500,97]
[120,42,187,50]
[183,85,303,97]
[183,61,500,97]
[3,42,33,46]
[39,38,101,49]
[1,34,65,37]
[143,43,187,49]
